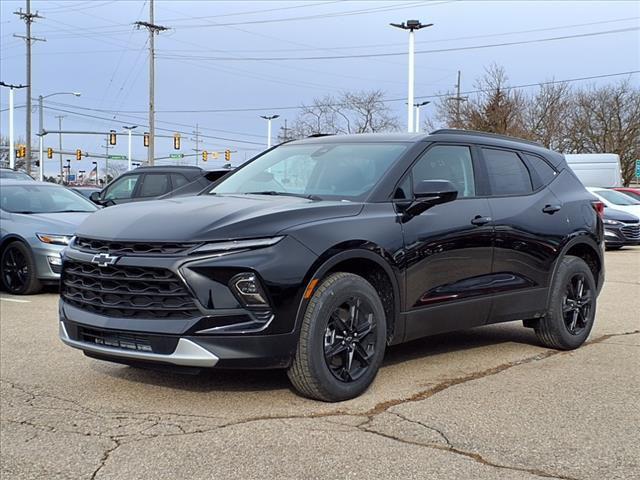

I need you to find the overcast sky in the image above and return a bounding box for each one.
[1,0,639,176]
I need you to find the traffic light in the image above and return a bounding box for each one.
[109,130,117,145]
[225,149,231,162]
[211,151,219,160]
[202,151,208,162]
[76,149,82,161]
[173,133,181,150]
[47,147,53,159]
[17,145,26,158]
[143,132,149,147]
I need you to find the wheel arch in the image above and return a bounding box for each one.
[547,235,603,308]
[295,247,403,345]
[0,234,32,256]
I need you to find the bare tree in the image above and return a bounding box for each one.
[286,90,399,139]
[105,161,127,183]
[566,79,640,186]
[0,136,27,170]
[523,82,573,151]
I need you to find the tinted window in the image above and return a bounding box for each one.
[483,148,533,195]
[170,174,190,189]
[104,174,141,200]
[139,174,171,197]
[522,153,557,189]
[412,145,475,197]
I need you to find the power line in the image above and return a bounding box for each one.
[157,26,640,62]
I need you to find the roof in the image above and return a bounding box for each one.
[131,165,203,172]
[287,133,426,144]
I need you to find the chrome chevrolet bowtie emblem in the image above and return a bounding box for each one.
[91,253,119,267]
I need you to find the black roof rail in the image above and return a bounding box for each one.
[307,133,334,138]
[429,128,544,148]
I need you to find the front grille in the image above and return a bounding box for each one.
[73,237,198,255]
[61,260,200,319]
[621,224,640,240]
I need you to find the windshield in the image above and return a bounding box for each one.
[0,184,99,213]
[595,189,640,206]
[210,142,409,201]
[0,170,33,181]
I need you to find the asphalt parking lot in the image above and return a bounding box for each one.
[1,248,638,480]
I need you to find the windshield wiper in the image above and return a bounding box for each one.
[48,210,93,213]
[12,211,36,214]
[246,191,322,201]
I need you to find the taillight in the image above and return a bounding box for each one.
[592,200,605,218]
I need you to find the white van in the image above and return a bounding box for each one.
[564,153,622,187]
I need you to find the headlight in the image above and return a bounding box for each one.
[191,236,284,255]
[603,219,622,226]
[36,233,73,245]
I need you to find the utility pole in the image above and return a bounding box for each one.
[260,115,280,149]
[14,0,45,176]
[55,115,65,182]
[448,70,467,128]
[0,82,27,169]
[101,136,111,185]
[390,20,433,133]
[135,0,168,166]
[191,124,201,166]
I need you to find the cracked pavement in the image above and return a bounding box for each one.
[1,248,639,479]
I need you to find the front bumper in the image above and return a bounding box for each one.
[58,236,315,369]
[33,243,65,281]
[604,225,640,247]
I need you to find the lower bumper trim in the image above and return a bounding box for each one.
[59,322,219,368]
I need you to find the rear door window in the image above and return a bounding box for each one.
[138,174,171,198]
[482,148,533,196]
[170,174,190,189]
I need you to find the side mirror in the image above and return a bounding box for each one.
[406,180,458,216]
[89,191,102,203]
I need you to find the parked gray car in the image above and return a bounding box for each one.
[0,180,98,294]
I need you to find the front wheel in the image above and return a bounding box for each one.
[1,241,42,295]
[535,255,596,350]
[287,272,387,402]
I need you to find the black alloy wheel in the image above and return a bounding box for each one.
[288,272,387,402]
[562,273,593,336]
[323,297,377,383]
[534,255,596,350]
[1,241,42,295]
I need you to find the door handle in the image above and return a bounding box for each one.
[471,215,492,226]
[542,204,562,214]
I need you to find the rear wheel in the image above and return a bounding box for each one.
[1,241,42,295]
[535,256,596,350]
[287,272,386,402]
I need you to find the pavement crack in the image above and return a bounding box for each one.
[90,438,121,480]
[390,411,452,447]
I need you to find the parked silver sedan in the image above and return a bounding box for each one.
[0,180,98,294]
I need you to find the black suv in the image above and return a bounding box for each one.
[59,130,604,401]
[89,165,231,206]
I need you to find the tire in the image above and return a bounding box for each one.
[1,241,42,295]
[535,255,596,350]
[287,272,387,402]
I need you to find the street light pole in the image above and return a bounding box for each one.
[55,115,65,183]
[260,115,280,149]
[390,20,433,133]
[414,101,430,133]
[123,125,137,171]
[37,91,81,181]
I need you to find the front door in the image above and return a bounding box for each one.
[400,143,494,341]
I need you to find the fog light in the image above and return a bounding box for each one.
[47,255,62,266]
[229,273,268,306]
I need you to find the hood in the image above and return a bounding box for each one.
[18,212,94,235]
[604,208,639,223]
[75,194,363,242]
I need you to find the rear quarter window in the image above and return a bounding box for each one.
[522,153,557,189]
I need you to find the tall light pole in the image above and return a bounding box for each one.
[390,20,433,133]
[91,161,98,186]
[37,91,80,180]
[0,82,27,169]
[123,125,137,171]
[260,115,280,149]
[414,101,430,133]
[55,115,65,182]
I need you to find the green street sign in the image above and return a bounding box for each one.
[635,159,640,178]
[170,153,184,159]
[108,155,127,160]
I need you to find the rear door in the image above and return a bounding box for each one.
[480,147,564,323]
[400,143,494,341]
[135,173,172,200]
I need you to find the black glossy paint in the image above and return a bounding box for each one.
[62,131,605,368]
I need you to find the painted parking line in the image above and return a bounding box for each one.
[0,297,31,303]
